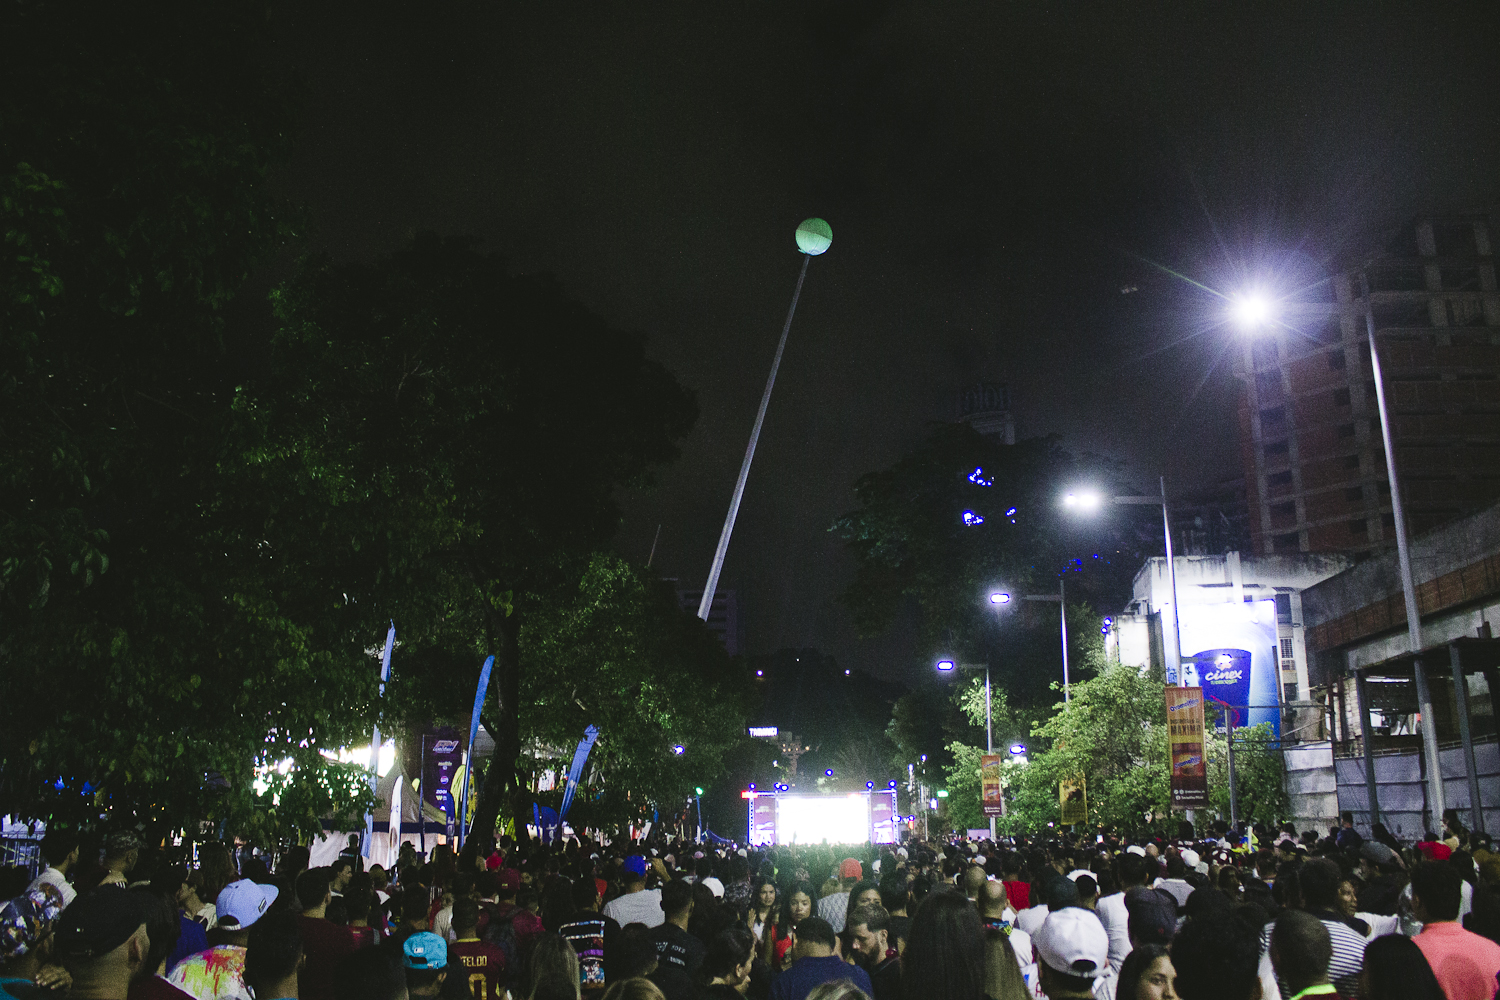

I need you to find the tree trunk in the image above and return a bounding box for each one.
[461,606,522,869]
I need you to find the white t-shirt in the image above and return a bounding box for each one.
[1095,891,1131,973]
[602,888,664,928]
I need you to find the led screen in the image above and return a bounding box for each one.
[776,794,869,845]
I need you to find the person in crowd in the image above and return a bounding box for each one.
[128,888,196,1000]
[1031,905,1108,1000]
[1151,855,1192,909]
[542,878,580,935]
[688,883,729,947]
[602,860,663,931]
[766,881,816,972]
[802,984,870,1000]
[845,905,899,1000]
[340,874,377,947]
[99,835,142,890]
[980,927,1030,1000]
[1113,943,1176,1000]
[721,858,754,915]
[168,879,279,1000]
[1336,813,1363,853]
[847,882,881,917]
[179,874,216,934]
[335,838,363,878]
[959,866,987,905]
[0,884,68,999]
[599,979,664,1000]
[29,831,80,908]
[402,932,447,999]
[1098,851,1146,978]
[1356,933,1444,1000]
[1122,887,1175,950]
[1335,874,1398,940]
[528,934,581,1000]
[698,925,755,996]
[54,888,157,1000]
[388,884,433,955]
[613,925,659,981]
[1270,910,1344,1000]
[899,891,979,1000]
[448,898,506,1000]
[1281,858,1366,997]
[558,876,617,995]
[815,861,861,935]
[744,879,777,948]
[770,917,870,1000]
[999,857,1029,913]
[875,877,909,958]
[1167,909,1261,1000]
[646,881,700,1000]
[975,880,1031,982]
[242,911,302,1000]
[295,868,366,1000]
[145,871,207,975]
[1409,859,1500,1000]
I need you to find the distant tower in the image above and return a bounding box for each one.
[958,382,1015,444]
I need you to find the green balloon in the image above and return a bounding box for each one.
[795,217,833,256]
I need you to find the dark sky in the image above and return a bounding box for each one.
[263,2,1500,682]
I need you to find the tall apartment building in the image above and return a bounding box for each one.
[675,586,741,656]
[1235,214,1500,557]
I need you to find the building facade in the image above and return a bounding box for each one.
[1234,214,1500,557]
[958,382,1015,444]
[675,586,742,656]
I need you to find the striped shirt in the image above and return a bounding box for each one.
[1261,914,1367,999]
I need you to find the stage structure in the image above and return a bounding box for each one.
[744,788,899,846]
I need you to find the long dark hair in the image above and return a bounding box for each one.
[902,890,984,1000]
[750,876,778,918]
[777,879,817,932]
[700,925,756,984]
[1361,934,1444,1000]
[1116,943,1170,1000]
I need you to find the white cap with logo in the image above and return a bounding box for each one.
[215,879,279,931]
[1033,907,1109,979]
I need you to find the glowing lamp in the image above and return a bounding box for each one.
[671,744,685,755]
[936,659,956,672]
[1009,744,1027,755]
[795,218,833,256]
[990,592,1011,604]
[936,789,948,798]
[866,781,875,789]
[825,768,834,777]
[748,783,756,790]
[695,787,704,795]
[1231,291,1272,330]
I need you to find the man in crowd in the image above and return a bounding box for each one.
[1097,851,1145,979]
[1271,911,1343,1000]
[977,880,1032,981]
[1291,858,1367,997]
[1152,853,1193,908]
[648,881,701,1000]
[558,875,618,995]
[720,856,753,913]
[815,859,861,933]
[295,868,364,1000]
[601,857,663,929]
[169,879,279,1000]
[1410,860,1500,1000]
[768,917,872,1000]
[326,860,354,899]
[54,888,158,1000]
[877,874,911,954]
[449,899,506,1000]
[243,911,303,1000]
[0,883,67,997]
[1032,906,1109,1000]
[99,834,141,889]
[846,904,900,1000]
[401,932,447,999]
[28,831,80,908]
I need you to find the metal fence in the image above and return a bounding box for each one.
[0,836,43,879]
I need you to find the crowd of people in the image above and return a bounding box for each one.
[3,807,1500,1000]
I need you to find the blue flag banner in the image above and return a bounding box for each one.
[457,655,495,847]
[362,622,396,856]
[536,805,561,844]
[558,725,600,821]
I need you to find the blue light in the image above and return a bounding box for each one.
[748,783,756,790]
[671,744,685,755]
[1103,617,1114,626]
[990,592,1011,605]
[1006,507,1017,517]
[1009,744,1027,755]
[889,780,898,788]
[866,781,874,789]
[53,778,64,791]
[962,511,985,526]
[936,659,956,671]
[968,468,994,487]
[825,769,834,777]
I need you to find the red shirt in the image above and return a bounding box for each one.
[450,938,508,1000]
[1002,881,1030,911]
[298,915,368,1000]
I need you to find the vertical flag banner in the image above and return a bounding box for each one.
[980,754,1004,817]
[423,726,463,817]
[363,622,396,856]
[1059,774,1088,825]
[457,655,495,846]
[1166,687,1208,808]
[558,725,601,821]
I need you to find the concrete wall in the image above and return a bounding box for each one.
[1285,742,1340,833]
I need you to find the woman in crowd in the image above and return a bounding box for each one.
[744,877,778,947]
[1115,943,1176,1000]
[699,925,756,996]
[528,933,582,1000]
[901,890,985,1000]
[982,928,1031,1000]
[765,880,816,972]
[1358,933,1444,1000]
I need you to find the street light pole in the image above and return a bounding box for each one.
[697,219,832,620]
[1360,271,1445,826]
[1022,585,1071,702]
[985,662,995,840]
[1081,489,1184,685]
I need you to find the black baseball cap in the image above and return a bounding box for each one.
[54,888,154,962]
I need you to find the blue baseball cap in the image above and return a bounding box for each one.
[623,855,648,878]
[403,931,447,970]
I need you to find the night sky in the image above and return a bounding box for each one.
[263,2,1500,682]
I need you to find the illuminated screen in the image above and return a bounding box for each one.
[776,794,869,845]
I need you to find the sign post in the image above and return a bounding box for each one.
[1166,687,1208,809]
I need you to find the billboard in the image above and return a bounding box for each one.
[1166,687,1208,809]
[1178,600,1280,737]
[422,726,463,817]
[1059,774,1087,825]
[980,754,1004,817]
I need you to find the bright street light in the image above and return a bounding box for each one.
[989,592,1011,605]
[1063,491,1102,511]
[1009,744,1027,755]
[671,744,685,755]
[1230,291,1272,330]
[935,659,956,671]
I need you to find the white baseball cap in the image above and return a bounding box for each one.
[215,879,279,931]
[1126,845,1147,857]
[1033,907,1109,979]
[1180,849,1201,869]
[701,877,725,898]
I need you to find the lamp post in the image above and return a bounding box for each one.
[1064,483,1184,684]
[697,218,832,620]
[938,656,996,838]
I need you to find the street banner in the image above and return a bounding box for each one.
[362,622,396,857]
[559,725,601,821]
[980,754,1004,817]
[422,726,463,817]
[1059,774,1087,825]
[457,655,494,847]
[1166,687,1208,808]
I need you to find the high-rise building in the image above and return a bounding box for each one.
[675,586,741,656]
[1233,214,1500,557]
[958,382,1015,443]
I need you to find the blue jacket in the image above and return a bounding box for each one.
[770,955,874,1000]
